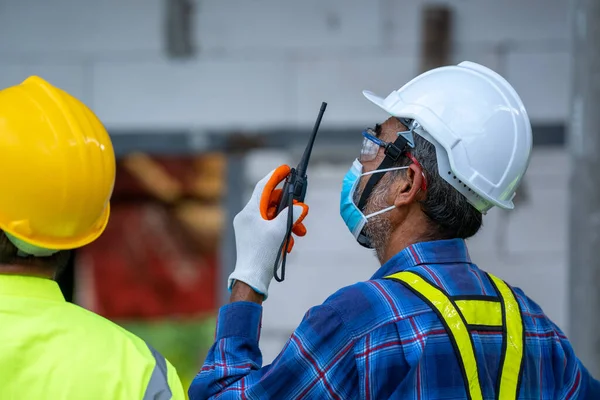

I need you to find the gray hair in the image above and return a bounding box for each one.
[395,133,483,240]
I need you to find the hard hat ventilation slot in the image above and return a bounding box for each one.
[447,169,477,195]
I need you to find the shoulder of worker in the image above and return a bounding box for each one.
[62,302,179,372]
[61,303,185,394]
[508,284,569,334]
[63,302,146,341]
[508,283,586,365]
[316,278,432,340]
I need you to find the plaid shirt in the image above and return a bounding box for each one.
[190,239,599,399]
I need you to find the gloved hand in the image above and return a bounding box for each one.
[228,165,309,299]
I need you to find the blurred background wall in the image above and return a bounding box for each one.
[0,0,573,389]
[0,0,569,128]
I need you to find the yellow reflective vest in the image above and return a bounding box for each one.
[0,274,186,399]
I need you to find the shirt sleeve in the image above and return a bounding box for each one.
[549,320,600,399]
[188,301,359,399]
[578,362,600,399]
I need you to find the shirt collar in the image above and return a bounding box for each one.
[0,274,65,302]
[370,238,472,280]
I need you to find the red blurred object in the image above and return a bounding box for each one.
[75,155,221,320]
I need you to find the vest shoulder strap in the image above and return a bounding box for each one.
[384,270,524,400]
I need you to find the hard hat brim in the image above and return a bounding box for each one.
[0,202,111,251]
[362,90,386,109]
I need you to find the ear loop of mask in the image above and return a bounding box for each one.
[365,205,397,219]
[361,164,428,219]
[362,167,408,219]
[361,166,410,219]
[361,165,409,177]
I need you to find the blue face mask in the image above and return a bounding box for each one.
[340,159,409,248]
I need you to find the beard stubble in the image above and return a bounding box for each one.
[353,175,394,264]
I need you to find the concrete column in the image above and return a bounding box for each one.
[568,0,600,377]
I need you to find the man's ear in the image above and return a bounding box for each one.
[392,164,425,207]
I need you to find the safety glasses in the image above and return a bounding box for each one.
[360,125,415,163]
[360,129,384,162]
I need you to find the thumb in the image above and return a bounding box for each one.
[251,165,291,219]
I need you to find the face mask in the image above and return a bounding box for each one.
[340,159,408,248]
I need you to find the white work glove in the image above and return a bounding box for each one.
[228,165,309,300]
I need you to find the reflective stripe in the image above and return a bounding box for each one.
[488,274,524,400]
[455,299,502,327]
[387,271,483,400]
[385,271,524,400]
[143,343,172,400]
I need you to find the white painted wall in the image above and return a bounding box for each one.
[0,0,571,129]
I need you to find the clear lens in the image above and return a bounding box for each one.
[360,135,379,162]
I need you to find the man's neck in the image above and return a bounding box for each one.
[0,265,55,279]
[379,221,432,265]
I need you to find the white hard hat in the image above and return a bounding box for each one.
[363,61,533,213]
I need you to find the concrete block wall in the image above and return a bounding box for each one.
[0,0,571,129]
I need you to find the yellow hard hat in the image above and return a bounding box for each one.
[0,76,116,250]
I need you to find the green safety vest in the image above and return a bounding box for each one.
[0,274,185,399]
[385,271,524,400]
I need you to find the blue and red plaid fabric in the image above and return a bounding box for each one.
[189,239,599,399]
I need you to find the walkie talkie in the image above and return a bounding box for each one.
[273,102,327,282]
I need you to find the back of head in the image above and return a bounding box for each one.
[0,76,115,272]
